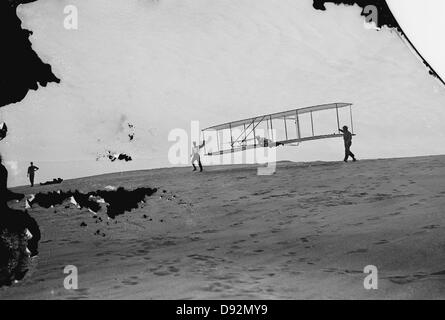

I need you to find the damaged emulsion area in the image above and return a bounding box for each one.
[312,0,445,83]
[0,0,60,108]
[107,152,133,162]
[0,0,58,287]
[1,161,41,287]
[0,207,40,286]
[27,187,158,219]
[312,0,400,28]
[96,151,133,162]
[0,0,140,286]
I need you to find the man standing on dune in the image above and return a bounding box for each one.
[27,162,39,187]
[191,141,205,172]
[339,126,356,162]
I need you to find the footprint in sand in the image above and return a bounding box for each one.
[343,269,362,274]
[430,270,445,276]
[323,268,361,275]
[168,266,180,273]
[387,273,428,284]
[201,229,219,234]
[203,282,233,293]
[423,224,440,230]
[65,288,90,300]
[347,248,368,254]
[122,276,140,285]
[253,190,271,196]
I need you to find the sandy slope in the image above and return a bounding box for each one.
[1,155,445,299]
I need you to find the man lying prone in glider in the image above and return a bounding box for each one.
[255,135,284,148]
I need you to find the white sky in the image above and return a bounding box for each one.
[1,0,445,187]
[386,0,445,83]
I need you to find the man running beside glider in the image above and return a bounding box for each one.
[191,141,205,172]
[339,125,356,162]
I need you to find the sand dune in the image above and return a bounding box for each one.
[1,155,445,299]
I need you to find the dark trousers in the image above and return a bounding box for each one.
[192,159,203,171]
[344,142,355,161]
[29,174,34,187]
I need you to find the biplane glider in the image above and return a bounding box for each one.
[201,103,355,156]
